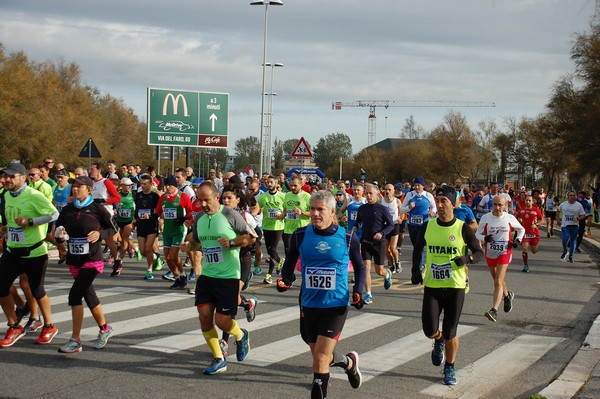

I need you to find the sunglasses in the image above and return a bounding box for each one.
[29,173,38,176]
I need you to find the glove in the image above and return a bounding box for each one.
[484,234,493,243]
[276,278,292,293]
[351,292,364,310]
[512,238,521,248]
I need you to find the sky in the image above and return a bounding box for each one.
[0,0,596,155]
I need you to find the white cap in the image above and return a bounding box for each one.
[120,177,133,185]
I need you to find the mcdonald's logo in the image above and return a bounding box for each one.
[163,93,189,117]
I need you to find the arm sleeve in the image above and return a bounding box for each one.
[104,180,121,205]
[462,222,484,263]
[349,232,366,294]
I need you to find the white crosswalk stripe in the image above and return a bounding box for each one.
[420,334,564,398]
[330,324,478,383]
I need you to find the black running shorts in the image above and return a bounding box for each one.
[195,275,239,316]
[300,305,348,344]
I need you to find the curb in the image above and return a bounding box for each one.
[538,233,600,399]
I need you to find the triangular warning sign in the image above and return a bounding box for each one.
[290,137,313,158]
[78,138,102,158]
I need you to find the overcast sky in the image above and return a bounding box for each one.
[1,0,596,153]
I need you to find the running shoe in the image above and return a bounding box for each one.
[263,274,273,284]
[128,248,135,258]
[395,260,402,274]
[183,257,192,268]
[15,302,30,324]
[575,247,582,254]
[187,285,196,295]
[110,259,123,277]
[345,351,362,389]
[560,251,568,261]
[504,291,514,313]
[162,271,175,281]
[569,255,574,264]
[465,278,470,294]
[103,245,110,254]
[58,251,67,264]
[94,325,113,349]
[170,275,187,290]
[253,266,262,275]
[551,230,554,236]
[24,317,43,332]
[484,308,497,322]
[522,265,529,273]
[431,338,446,366]
[135,249,142,261]
[188,271,196,281]
[547,232,551,238]
[105,256,114,265]
[203,357,227,375]
[153,256,164,271]
[35,323,58,344]
[219,338,229,358]
[383,270,393,290]
[363,292,373,304]
[236,328,250,362]
[144,271,154,280]
[0,325,25,348]
[58,338,83,353]
[245,297,257,322]
[276,257,284,275]
[443,364,457,385]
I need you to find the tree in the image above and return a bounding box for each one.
[233,136,261,172]
[313,133,352,171]
[272,138,285,172]
[400,115,425,140]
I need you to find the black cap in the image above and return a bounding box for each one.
[435,185,457,204]
[74,176,94,187]
[2,162,27,176]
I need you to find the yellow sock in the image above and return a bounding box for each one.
[202,327,222,358]
[227,320,244,341]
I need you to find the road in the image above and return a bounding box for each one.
[1,233,599,399]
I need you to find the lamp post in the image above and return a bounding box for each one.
[264,62,284,174]
[251,0,283,177]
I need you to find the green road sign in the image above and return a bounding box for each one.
[147,88,229,148]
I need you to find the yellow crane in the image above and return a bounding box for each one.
[332,100,496,146]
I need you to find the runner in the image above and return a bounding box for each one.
[380,183,402,274]
[115,178,141,266]
[355,183,394,304]
[282,176,311,255]
[0,162,59,348]
[476,195,525,322]
[133,174,163,280]
[276,190,366,398]
[517,195,543,272]
[180,181,257,375]
[557,191,586,263]
[54,176,114,353]
[575,191,592,253]
[155,175,194,289]
[411,185,484,386]
[543,189,559,238]
[257,175,285,284]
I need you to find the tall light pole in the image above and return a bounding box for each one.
[264,62,284,174]
[251,0,283,178]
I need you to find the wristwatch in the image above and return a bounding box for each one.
[229,240,236,248]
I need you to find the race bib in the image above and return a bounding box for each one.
[410,215,423,225]
[525,233,537,239]
[138,209,151,218]
[430,262,452,280]
[286,210,299,220]
[564,214,576,222]
[267,208,281,218]
[489,241,506,252]
[68,237,90,255]
[305,267,336,290]
[118,208,132,218]
[163,208,177,219]
[7,227,25,243]
[350,211,358,221]
[204,246,224,264]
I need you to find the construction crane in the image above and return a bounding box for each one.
[332,100,496,146]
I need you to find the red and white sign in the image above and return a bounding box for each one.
[290,137,313,158]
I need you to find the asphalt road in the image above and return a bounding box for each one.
[1,232,599,399]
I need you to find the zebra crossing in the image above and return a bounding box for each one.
[18,281,565,398]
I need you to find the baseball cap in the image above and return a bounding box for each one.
[192,177,205,185]
[120,177,133,185]
[55,169,69,177]
[74,176,94,187]
[2,162,27,176]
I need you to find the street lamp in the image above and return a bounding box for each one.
[251,0,283,177]
[264,62,284,173]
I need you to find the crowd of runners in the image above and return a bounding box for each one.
[0,156,598,396]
